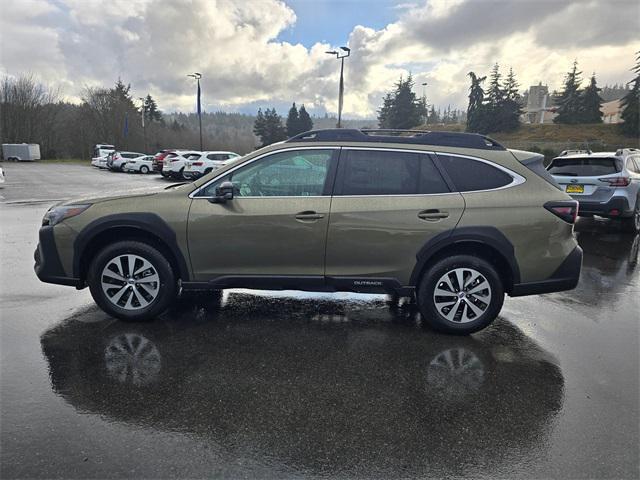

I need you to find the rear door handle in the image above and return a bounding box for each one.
[295,211,324,221]
[418,210,449,221]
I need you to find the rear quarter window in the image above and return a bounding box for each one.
[436,154,513,192]
[547,157,620,176]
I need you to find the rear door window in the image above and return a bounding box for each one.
[547,157,620,176]
[436,154,513,191]
[335,149,450,195]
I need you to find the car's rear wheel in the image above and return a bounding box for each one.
[621,199,640,233]
[140,165,149,174]
[88,241,177,322]
[417,255,504,335]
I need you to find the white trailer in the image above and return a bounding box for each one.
[2,143,41,161]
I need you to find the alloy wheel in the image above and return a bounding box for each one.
[433,267,492,323]
[101,254,160,310]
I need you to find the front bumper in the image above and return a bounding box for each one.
[573,195,631,217]
[510,246,583,296]
[34,226,80,287]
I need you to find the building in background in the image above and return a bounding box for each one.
[601,99,623,124]
[522,83,557,124]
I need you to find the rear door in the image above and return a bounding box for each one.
[324,148,465,287]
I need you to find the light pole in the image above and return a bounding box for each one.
[187,72,203,150]
[421,82,428,124]
[325,46,350,128]
[139,96,147,153]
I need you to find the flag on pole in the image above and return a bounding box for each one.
[123,112,129,137]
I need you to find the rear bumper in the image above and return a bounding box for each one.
[34,226,80,287]
[573,195,631,217]
[510,246,582,296]
[183,171,202,180]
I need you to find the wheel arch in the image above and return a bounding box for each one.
[74,213,190,284]
[410,226,520,294]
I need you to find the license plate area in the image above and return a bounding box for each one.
[566,184,584,194]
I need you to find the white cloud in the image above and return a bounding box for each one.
[0,0,637,118]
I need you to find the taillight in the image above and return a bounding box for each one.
[193,162,203,166]
[545,200,579,224]
[599,176,630,187]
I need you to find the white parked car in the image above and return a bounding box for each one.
[123,155,155,174]
[91,156,109,169]
[183,151,241,180]
[108,151,146,171]
[161,150,201,179]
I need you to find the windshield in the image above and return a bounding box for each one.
[547,157,620,177]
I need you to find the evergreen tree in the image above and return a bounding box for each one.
[286,102,300,137]
[253,108,266,141]
[486,63,504,109]
[554,61,583,124]
[376,75,427,129]
[143,94,162,122]
[297,104,313,133]
[620,51,639,137]
[580,74,603,123]
[500,67,522,131]
[377,93,394,128]
[427,104,438,124]
[254,108,286,146]
[466,72,487,133]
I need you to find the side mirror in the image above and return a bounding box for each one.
[209,181,235,203]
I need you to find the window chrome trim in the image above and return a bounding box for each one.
[189,146,340,199]
[190,146,526,199]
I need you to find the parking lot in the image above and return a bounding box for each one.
[1,162,638,478]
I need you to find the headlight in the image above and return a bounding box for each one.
[42,204,91,226]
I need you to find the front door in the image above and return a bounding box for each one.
[188,148,338,282]
[325,148,465,286]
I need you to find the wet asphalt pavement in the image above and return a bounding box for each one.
[1,163,639,479]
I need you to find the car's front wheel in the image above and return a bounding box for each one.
[140,165,149,174]
[87,241,177,322]
[417,255,504,335]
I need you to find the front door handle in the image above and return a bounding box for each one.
[295,211,324,222]
[418,209,449,221]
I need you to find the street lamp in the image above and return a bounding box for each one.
[139,96,147,153]
[187,72,203,150]
[325,46,350,128]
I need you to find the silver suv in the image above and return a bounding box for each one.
[547,148,640,232]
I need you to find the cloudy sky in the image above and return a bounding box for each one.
[0,0,637,118]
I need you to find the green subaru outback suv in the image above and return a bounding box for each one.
[35,129,582,334]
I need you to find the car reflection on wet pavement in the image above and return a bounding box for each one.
[40,296,564,478]
[1,199,638,479]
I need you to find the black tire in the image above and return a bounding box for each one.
[204,168,213,175]
[140,165,149,174]
[178,167,185,180]
[620,199,640,233]
[417,254,504,335]
[87,241,177,322]
[160,171,170,178]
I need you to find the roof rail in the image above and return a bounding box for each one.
[559,149,592,156]
[286,128,505,150]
